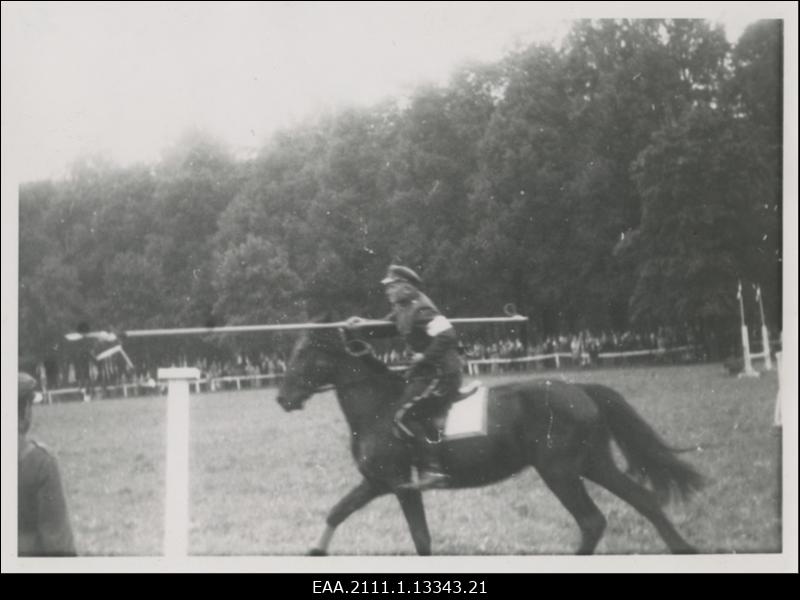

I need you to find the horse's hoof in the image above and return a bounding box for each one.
[308,548,327,556]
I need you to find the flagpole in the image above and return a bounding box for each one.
[737,280,758,377]
[756,285,773,370]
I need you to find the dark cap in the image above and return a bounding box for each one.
[381,265,422,286]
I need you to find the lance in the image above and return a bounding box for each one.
[65,307,528,341]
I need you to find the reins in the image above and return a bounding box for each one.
[299,334,402,396]
[313,334,442,395]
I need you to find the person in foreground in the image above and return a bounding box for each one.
[348,264,462,491]
[18,372,77,556]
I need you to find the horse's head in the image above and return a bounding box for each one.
[276,324,342,412]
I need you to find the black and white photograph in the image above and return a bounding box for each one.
[2,2,796,573]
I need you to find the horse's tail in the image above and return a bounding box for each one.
[579,383,705,504]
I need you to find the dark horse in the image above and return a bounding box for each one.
[276,324,704,555]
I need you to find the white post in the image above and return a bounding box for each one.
[774,352,782,427]
[761,325,773,370]
[737,281,758,378]
[756,285,773,370]
[739,325,759,377]
[158,367,200,558]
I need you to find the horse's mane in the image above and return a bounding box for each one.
[356,354,406,404]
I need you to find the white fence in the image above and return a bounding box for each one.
[466,345,697,375]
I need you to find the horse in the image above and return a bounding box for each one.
[275,323,704,555]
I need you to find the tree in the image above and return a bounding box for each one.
[213,235,302,323]
[151,131,241,325]
[559,19,731,333]
[212,235,303,353]
[19,256,84,365]
[18,180,55,251]
[627,105,772,356]
[725,20,783,330]
[467,44,579,331]
[101,252,167,327]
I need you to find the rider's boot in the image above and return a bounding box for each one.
[399,428,450,491]
[413,448,450,491]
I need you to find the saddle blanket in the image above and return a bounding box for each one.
[443,382,488,439]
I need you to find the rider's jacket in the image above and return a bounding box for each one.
[384,289,462,380]
[18,439,76,556]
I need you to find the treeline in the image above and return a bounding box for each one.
[19,19,782,365]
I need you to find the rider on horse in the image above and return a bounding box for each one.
[347,265,462,491]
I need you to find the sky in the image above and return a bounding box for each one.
[1,1,791,184]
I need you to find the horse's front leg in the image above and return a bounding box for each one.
[309,479,387,556]
[395,489,431,555]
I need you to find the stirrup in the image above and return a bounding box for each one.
[425,428,443,444]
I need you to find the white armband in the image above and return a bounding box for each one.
[426,315,453,337]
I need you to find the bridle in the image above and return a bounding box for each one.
[342,336,374,358]
[287,334,393,398]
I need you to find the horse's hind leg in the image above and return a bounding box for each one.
[537,465,607,555]
[309,478,386,556]
[585,451,697,554]
[395,489,431,555]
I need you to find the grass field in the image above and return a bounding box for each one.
[29,363,782,556]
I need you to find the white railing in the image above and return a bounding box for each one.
[45,387,87,403]
[189,373,284,392]
[466,345,698,375]
[466,353,567,375]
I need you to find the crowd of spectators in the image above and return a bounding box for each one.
[453,328,699,374]
[374,327,697,369]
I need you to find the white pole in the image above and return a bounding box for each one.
[761,325,773,370]
[737,281,759,378]
[756,286,773,370]
[739,324,759,377]
[158,367,199,558]
[774,351,782,427]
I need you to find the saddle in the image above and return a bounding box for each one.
[395,381,485,442]
[429,381,487,441]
